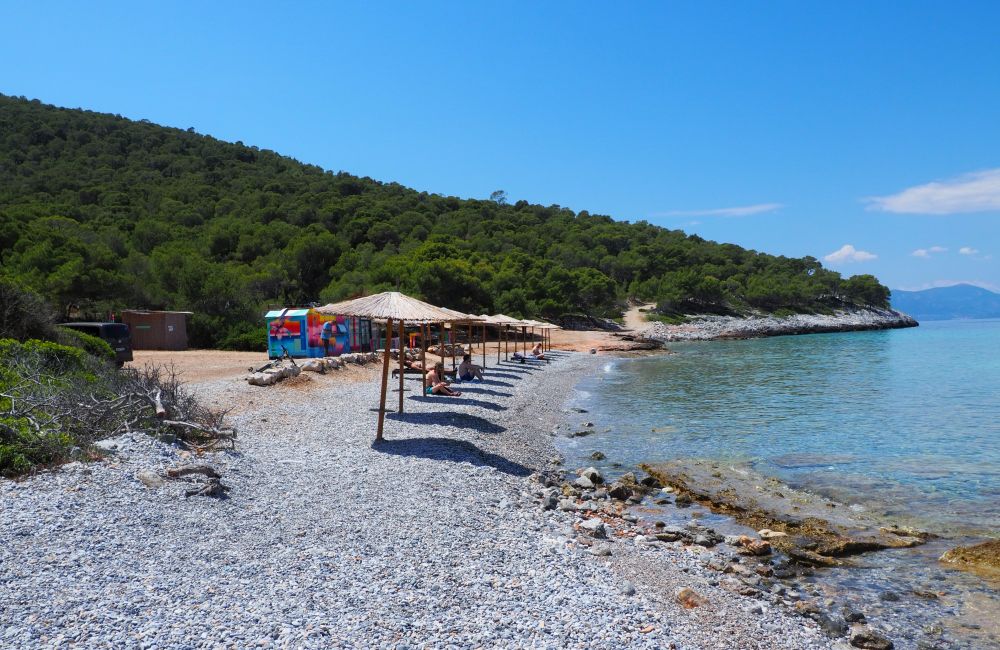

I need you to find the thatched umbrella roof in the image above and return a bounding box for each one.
[523,319,559,329]
[316,291,468,443]
[490,313,529,326]
[316,291,463,324]
[439,307,485,323]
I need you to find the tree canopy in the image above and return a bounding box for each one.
[0,94,891,348]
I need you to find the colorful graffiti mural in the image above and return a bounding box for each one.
[265,308,371,359]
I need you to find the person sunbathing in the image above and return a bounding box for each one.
[531,343,547,360]
[457,354,484,382]
[392,358,426,377]
[426,362,461,396]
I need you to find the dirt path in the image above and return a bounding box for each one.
[623,303,656,331]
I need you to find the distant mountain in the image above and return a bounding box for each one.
[892,284,1000,321]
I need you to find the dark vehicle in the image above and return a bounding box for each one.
[61,322,133,366]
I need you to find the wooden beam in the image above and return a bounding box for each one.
[447,322,455,372]
[398,319,405,413]
[377,318,392,441]
[421,323,428,397]
[481,323,486,368]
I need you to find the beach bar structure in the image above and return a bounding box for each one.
[265,308,373,359]
[121,310,192,350]
[317,292,464,441]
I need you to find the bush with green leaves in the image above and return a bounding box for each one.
[55,326,115,361]
[0,338,232,477]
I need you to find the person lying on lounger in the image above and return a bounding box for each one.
[457,354,484,382]
[426,362,462,396]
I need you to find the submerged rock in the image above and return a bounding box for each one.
[640,459,929,567]
[939,539,1000,578]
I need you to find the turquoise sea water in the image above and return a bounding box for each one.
[564,319,1000,536]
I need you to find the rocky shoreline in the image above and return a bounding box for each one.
[0,351,834,649]
[636,307,918,342]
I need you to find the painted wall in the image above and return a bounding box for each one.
[265,309,370,359]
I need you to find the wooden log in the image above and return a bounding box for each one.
[153,389,166,419]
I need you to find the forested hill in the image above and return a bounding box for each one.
[0,94,890,348]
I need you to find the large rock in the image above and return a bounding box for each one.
[795,602,847,637]
[574,476,595,490]
[580,467,603,484]
[675,587,706,609]
[558,498,578,512]
[939,539,1000,577]
[578,518,607,539]
[607,482,632,500]
[136,470,164,488]
[850,627,893,649]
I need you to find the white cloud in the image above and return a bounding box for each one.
[866,168,1000,214]
[655,203,783,218]
[912,246,947,258]
[959,246,979,255]
[824,244,878,264]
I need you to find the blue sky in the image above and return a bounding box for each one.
[3,1,998,292]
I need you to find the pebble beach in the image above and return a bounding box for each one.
[0,351,834,649]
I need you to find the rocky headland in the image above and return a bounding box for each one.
[636,307,918,343]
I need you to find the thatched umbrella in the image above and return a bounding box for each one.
[531,321,558,351]
[439,308,485,372]
[489,314,526,360]
[316,292,463,441]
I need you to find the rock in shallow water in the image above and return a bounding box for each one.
[938,539,1000,577]
[850,627,894,649]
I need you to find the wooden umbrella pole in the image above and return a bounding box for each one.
[421,323,428,396]
[377,318,392,441]
[481,323,486,368]
[448,322,455,372]
[496,324,501,364]
[467,323,472,359]
[398,319,405,413]
[504,326,508,360]
[522,326,526,354]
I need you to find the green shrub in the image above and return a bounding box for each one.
[645,312,689,325]
[56,327,116,361]
[0,279,56,341]
[217,323,267,352]
[0,338,87,372]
